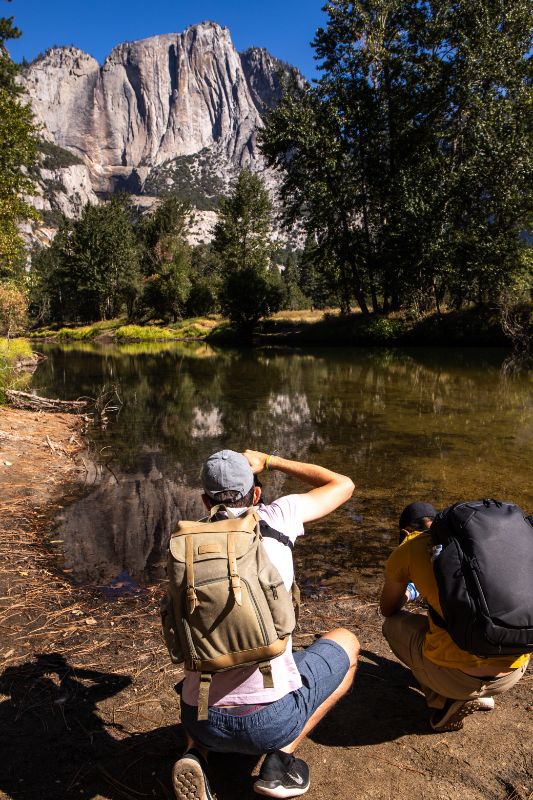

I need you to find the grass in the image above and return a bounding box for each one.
[115,325,176,341]
[28,319,127,340]
[29,317,221,343]
[257,305,513,347]
[26,305,527,348]
[115,318,219,341]
[0,338,35,403]
[0,338,34,361]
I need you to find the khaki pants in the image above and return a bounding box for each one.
[382,611,527,710]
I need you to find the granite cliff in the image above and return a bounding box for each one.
[21,22,300,240]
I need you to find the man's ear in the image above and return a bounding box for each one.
[201,493,212,510]
[253,486,262,505]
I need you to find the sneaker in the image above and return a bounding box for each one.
[430,699,480,732]
[254,750,310,798]
[476,696,495,711]
[172,749,215,800]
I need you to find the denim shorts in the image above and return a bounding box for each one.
[178,639,350,755]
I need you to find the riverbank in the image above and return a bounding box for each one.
[0,338,41,402]
[25,304,532,349]
[0,409,531,800]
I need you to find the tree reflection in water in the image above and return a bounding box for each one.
[34,344,532,594]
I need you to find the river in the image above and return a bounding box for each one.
[31,343,533,597]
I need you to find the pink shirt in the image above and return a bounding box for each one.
[181,494,305,706]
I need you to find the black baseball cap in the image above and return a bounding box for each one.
[399,502,437,530]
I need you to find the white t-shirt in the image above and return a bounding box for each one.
[181,494,305,706]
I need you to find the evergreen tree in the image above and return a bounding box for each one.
[31,198,140,322]
[186,243,219,317]
[214,170,273,273]
[0,15,38,278]
[214,171,282,338]
[282,251,308,310]
[137,198,192,322]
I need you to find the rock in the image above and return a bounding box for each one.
[20,22,301,241]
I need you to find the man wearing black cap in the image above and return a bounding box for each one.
[172,449,359,800]
[380,502,528,732]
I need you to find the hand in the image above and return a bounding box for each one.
[242,449,268,474]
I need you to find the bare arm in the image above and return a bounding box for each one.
[379,577,408,617]
[243,449,354,523]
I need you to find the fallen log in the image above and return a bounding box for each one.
[5,390,92,413]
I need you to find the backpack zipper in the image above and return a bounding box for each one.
[189,576,269,645]
[241,577,268,645]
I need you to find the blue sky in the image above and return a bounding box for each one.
[6,0,328,78]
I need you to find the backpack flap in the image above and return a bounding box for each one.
[431,501,533,656]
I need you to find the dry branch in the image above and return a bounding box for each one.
[6,390,91,413]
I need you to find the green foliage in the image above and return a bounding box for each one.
[0,336,33,403]
[261,0,533,315]
[137,198,193,321]
[186,243,220,317]
[219,265,283,340]
[30,197,141,322]
[281,252,309,310]
[33,139,83,171]
[186,279,218,317]
[0,16,39,278]
[143,149,226,210]
[214,171,281,337]
[0,281,27,336]
[214,171,273,274]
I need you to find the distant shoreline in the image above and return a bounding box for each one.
[23,305,531,349]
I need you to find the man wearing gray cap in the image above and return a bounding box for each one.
[172,448,359,800]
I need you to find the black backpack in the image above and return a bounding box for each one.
[428,499,533,657]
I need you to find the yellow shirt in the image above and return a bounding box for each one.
[385,531,530,670]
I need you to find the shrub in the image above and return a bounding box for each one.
[0,283,28,337]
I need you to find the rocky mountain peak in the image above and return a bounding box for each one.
[21,23,302,242]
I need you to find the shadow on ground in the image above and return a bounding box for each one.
[0,653,184,800]
[310,649,433,746]
[0,649,434,800]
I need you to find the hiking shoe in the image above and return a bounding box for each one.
[172,749,215,800]
[476,696,495,711]
[254,750,310,798]
[430,699,480,732]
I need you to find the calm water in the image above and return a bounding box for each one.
[32,343,533,596]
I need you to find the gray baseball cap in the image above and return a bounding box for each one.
[201,450,254,500]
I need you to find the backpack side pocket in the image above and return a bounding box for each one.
[160,591,184,664]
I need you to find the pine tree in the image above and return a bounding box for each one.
[31,198,140,322]
[214,171,282,338]
[0,16,38,278]
[137,198,192,322]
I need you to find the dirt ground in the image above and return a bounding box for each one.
[0,407,531,800]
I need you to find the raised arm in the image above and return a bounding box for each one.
[243,449,354,524]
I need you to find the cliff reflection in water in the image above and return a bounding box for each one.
[35,343,532,593]
[53,455,205,587]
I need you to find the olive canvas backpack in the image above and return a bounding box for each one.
[161,506,297,719]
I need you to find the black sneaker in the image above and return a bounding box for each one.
[172,748,215,800]
[254,750,310,798]
[430,698,479,732]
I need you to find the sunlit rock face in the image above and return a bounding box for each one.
[21,23,297,196]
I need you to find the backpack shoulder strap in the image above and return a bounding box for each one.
[259,520,294,551]
[427,603,447,630]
